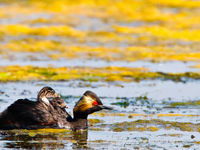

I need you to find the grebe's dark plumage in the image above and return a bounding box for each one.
[0,87,66,130]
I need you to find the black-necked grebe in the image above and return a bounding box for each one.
[0,89,112,131]
[62,90,112,131]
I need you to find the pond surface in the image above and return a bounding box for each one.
[0,80,200,149]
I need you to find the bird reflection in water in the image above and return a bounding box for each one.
[0,129,88,149]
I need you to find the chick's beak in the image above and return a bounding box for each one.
[61,101,68,109]
[54,93,59,97]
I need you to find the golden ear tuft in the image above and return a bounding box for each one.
[73,95,95,113]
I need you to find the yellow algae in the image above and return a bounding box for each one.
[137,127,159,132]
[20,1,199,31]
[0,1,200,64]
[93,112,200,118]
[114,25,200,42]
[7,128,69,135]
[88,119,104,126]
[111,119,200,132]
[93,112,127,117]
[157,114,200,117]
[190,64,200,69]
[0,65,199,82]
[0,25,85,37]
[128,113,149,117]
[28,132,37,137]
[89,128,104,131]
[1,39,200,62]
[90,140,104,143]
[0,0,200,28]
[0,0,200,62]
[170,100,200,107]
[148,0,200,8]
[34,128,68,133]
[167,134,181,137]
[0,0,199,30]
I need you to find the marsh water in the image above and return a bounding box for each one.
[1,78,200,149]
[1,0,200,149]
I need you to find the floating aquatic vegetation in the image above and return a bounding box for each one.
[0,0,199,63]
[111,96,152,108]
[170,100,200,107]
[114,25,200,42]
[92,112,200,118]
[88,119,104,126]
[1,65,200,82]
[110,119,200,132]
[0,25,85,37]
[1,39,200,62]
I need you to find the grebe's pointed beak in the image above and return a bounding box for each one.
[98,105,113,110]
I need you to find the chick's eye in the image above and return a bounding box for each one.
[93,101,98,106]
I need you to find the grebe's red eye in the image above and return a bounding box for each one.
[93,101,98,106]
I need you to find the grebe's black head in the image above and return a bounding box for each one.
[73,91,112,119]
[37,87,59,105]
